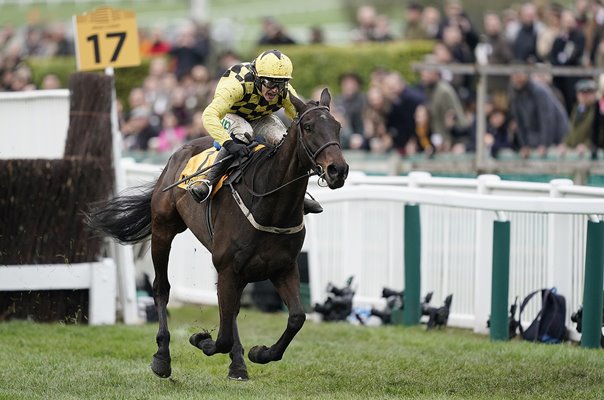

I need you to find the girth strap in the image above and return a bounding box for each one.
[230,186,304,234]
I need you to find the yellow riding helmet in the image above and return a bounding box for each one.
[254,49,293,79]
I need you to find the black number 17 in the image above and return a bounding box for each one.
[86,32,127,64]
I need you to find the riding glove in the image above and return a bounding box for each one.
[223,140,251,157]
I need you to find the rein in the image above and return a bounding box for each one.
[244,170,316,198]
[241,104,336,199]
[229,104,338,234]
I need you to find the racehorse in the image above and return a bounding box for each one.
[86,88,349,380]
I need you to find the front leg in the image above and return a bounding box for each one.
[190,271,242,356]
[228,314,248,381]
[248,265,306,364]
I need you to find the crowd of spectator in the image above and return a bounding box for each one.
[337,0,604,160]
[3,1,604,159]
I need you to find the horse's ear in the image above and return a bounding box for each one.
[319,88,331,109]
[289,90,307,114]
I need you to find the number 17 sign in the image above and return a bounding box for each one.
[73,6,141,71]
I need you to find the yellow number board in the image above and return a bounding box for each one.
[73,6,141,71]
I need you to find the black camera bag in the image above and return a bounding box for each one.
[518,288,568,343]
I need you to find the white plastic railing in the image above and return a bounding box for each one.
[124,165,604,337]
[306,173,604,335]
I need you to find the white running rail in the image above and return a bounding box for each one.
[124,165,604,336]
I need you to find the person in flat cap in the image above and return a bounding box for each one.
[560,79,598,158]
[575,79,598,93]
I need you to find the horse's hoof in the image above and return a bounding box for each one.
[190,332,215,356]
[189,332,212,348]
[228,367,249,381]
[248,345,271,364]
[151,355,171,378]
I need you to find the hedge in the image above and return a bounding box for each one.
[27,56,151,113]
[27,40,434,108]
[254,40,435,98]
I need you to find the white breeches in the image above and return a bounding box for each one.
[221,113,287,145]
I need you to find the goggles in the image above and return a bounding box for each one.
[260,78,288,91]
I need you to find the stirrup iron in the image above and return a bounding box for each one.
[187,179,212,203]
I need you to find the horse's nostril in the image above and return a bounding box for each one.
[327,164,349,180]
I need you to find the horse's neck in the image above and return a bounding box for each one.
[250,124,309,219]
[269,123,308,190]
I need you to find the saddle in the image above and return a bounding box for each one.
[177,142,267,195]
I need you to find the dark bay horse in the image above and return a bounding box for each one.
[87,88,349,380]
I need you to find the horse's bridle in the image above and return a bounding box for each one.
[242,104,342,200]
[295,105,341,176]
[226,104,341,234]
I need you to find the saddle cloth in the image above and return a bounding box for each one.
[177,143,266,194]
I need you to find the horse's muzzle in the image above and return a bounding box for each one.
[325,162,349,189]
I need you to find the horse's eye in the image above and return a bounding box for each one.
[303,124,311,132]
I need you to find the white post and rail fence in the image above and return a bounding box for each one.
[124,165,604,345]
[308,172,604,347]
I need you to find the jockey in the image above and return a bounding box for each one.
[189,49,323,214]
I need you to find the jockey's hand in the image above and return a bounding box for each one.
[223,140,251,157]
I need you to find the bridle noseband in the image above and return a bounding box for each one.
[295,105,341,176]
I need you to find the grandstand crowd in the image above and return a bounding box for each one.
[3,1,604,159]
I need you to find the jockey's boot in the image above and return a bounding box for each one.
[189,149,232,203]
[303,197,323,214]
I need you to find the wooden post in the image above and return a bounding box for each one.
[104,67,140,325]
[475,68,487,170]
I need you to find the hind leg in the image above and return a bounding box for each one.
[248,265,305,364]
[150,227,177,378]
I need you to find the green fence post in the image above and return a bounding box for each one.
[581,219,604,349]
[403,204,421,326]
[490,219,511,341]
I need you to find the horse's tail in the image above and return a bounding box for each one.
[86,182,155,244]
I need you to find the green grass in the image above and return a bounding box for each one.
[0,305,602,399]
